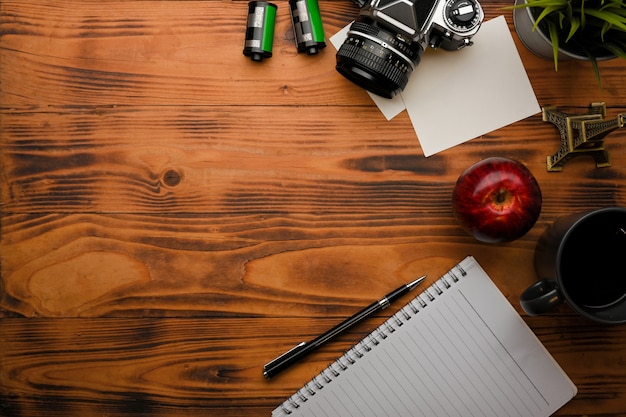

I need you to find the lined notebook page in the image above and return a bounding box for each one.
[272,256,576,417]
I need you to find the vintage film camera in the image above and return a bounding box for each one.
[336,0,484,98]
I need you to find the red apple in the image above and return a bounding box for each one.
[452,157,542,243]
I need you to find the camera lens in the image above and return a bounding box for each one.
[335,17,423,99]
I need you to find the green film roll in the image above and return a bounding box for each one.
[243,1,278,62]
[289,0,326,55]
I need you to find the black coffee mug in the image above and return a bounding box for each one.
[521,207,626,324]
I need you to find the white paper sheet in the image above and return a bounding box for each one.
[330,16,540,156]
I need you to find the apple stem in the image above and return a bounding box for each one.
[496,189,508,204]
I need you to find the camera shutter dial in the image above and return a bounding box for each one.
[444,0,481,31]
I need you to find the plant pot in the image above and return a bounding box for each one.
[512,0,616,62]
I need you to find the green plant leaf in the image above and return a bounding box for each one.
[566,16,582,41]
[548,20,561,70]
[599,9,626,28]
[601,21,611,40]
[558,10,566,28]
[584,49,603,88]
[582,0,589,28]
[565,2,574,22]
[601,3,626,15]
[533,5,566,29]
[602,41,626,58]
[585,9,626,30]
[601,0,625,11]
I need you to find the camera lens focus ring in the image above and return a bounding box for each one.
[336,18,423,99]
[336,41,410,97]
[349,21,420,61]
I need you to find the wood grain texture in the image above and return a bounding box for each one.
[2,0,626,416]
[2,316,626,416]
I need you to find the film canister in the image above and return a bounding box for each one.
[289,0,326,55]
[243,1,278,62]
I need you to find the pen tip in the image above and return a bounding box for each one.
[408,275,427,290]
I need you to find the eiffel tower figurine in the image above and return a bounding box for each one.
[543,102,626,172]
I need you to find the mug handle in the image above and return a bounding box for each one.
[519,279,563,316]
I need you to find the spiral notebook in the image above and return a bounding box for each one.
[272,256,576,417]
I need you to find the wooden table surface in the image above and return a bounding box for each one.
[2,0,626,416]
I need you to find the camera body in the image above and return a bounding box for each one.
[336,0,483,98]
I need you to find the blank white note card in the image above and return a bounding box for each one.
[330,16,540,157]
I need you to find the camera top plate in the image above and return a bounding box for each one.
[373,0,438,35]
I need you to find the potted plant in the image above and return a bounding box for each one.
[509,0,626,84]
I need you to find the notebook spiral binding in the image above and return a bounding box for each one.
[278,263,468,415]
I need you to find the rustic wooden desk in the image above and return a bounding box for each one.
[2,1,626,416]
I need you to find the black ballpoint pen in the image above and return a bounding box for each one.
[263,275,427,379]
